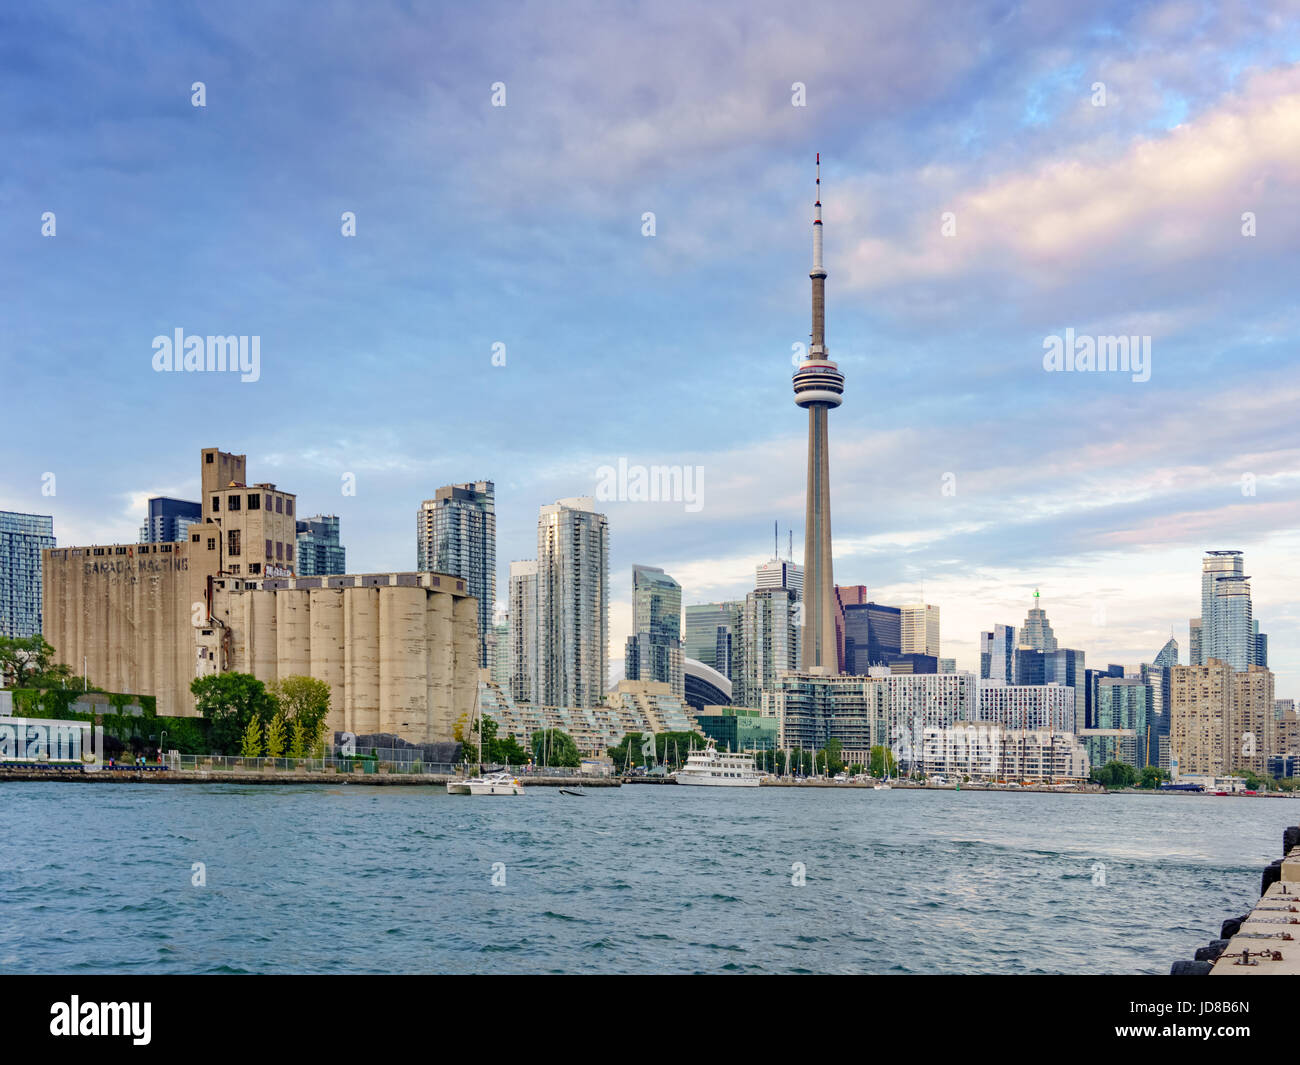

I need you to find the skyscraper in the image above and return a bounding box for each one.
[536,497,608,708]
[0,511,56,637]
[139,497,201,544]
[1017,589,1058,651]
[295,514,346,576]
[417,481,496,668]
[756,558,803,597]
[793,154,845,674]
[508,560,539,704]
[1210,573,1253,672]
[624,564,684,697]
[1194,550,1243,665]
[900,603,940,656]
[735,584,800,707]
[979,624,1015,682]
[684,602,743,675]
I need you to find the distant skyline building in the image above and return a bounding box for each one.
[0,511,56,637]
[980,624,1015,683]
[900,603,940,657]
[684,602,742,678]
[736,584,800,707]
[1194,550,1243,665]
[793,154,845,674]
[756,557,803,597]
[624,564,684,697]
[417,481,496,668]
[294,514,346,576]
[508,560,539,704]
[1016,589,1058,651]
[536,497,608,709]
[1209,573,1254,672]
[139,496,201,544]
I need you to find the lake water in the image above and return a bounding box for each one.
[1,782,1290,974]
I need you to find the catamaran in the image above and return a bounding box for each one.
[674,739,761,787]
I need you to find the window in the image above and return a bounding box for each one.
[266,539,273,559]
[191,533,200,543]
[230,564,240,574]
[206,453,214,464]
[276,541,283,560]
[264,494,272,511]
[227,529,241,556]
[161,544,172,553]
[275,496,283,514]
[286,499,293,516]
[247,494,260,510]
[115,546,127,555]
[286,544,293,562]
[227,494,241,512]
[249,563,261,574]
[207,538,216,550]
[212,496,220,512]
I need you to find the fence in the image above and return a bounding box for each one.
[168,753,601,778]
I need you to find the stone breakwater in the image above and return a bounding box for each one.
[1173,825,1300,975]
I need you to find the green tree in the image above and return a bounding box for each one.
[191,673,275,755]
[1138,765,1170,789]
[531,728,581,768]
[820,739,845,775]
[869,745,897,779]
[0,635,57,687]
[288,717,307,760]
[269,675,331,750]
[240,716,263,758]
[264,710,287,759]
[1091,760,1138,788]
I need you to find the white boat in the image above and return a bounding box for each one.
[674,740,761,787]
[446,771,524,796]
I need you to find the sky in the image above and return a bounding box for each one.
[2,0,1299,696]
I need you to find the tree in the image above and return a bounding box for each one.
[1091,760,1138,788]
[1138,765,1170,789]
[264,710,287,759]
[240,717,263,758]
[191,673,276,755]
[268,675,331,750]
[531,728,581,768]
[869,745,897,779]
[820,739,845,776]
[288,717,307,760]
[0,635,57,687]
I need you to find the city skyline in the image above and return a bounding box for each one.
[4,1,1299,696]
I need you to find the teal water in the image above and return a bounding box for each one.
[0,783,1289,974]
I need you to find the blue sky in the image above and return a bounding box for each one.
[3,0,1299,694]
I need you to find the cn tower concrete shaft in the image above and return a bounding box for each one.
[792,153,844,674]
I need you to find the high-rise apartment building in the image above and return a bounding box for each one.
[624,564,684,697]
[0,511,56,637]
[736,586,800,708]
[900,603,940,656]
[294,515,346,576]
[488,615,511,688]
[684,602,743,676]
[1170,660,1275,778]
[976,681,1076,733]
[1209,573,1254,672]
[417,482,496,668]
[139,497,201,544]
[1194,550,1243,665]
[756,558,803,597]
[536,498,608,709]
[508,560,539,704]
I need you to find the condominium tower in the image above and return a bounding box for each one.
[417,481,496,668]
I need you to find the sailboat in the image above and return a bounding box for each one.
[446,695,524,796]
[874,748,893,790]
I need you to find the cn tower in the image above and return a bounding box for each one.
[793,153,845,674]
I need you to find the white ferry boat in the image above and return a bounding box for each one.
[674,741,761,787]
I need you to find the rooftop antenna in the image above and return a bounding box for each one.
[788,529,793,562]
[774,520,778,560]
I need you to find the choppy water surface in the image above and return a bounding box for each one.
[0,783,1289,974]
